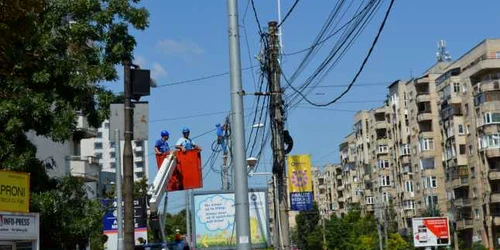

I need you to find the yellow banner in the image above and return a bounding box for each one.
[287,155,312,193]
[0,170,30,212]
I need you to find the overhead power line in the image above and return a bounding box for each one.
[285,0,396,107]
[277,0,301,28]
[156,66,256,88]
[250,0,263,34]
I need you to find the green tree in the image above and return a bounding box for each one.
[293,202,321,250]
[31,176,105,249]
[0,0,148,179]
[386,233,412,250]
[420,204,443,217]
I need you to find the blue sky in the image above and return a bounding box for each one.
[105,0,500,212]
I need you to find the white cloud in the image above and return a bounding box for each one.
[134,55,148,68]
[151,63,167,79]
[156,39,204,56]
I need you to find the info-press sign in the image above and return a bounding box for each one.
[0,212,39,239]
[0,170,30,212]
[412,217,450,247]
[192,190,270,249]
[102,197,148,248]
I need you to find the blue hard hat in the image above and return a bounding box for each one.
[161,130,169,137]
[182,127,190,133]
[215,123,221,127]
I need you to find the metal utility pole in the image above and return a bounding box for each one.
[226,0,251,249]
[115,129,124,250]
[186,190,192,249]
[123,61,135,250]
[267,21,290,250]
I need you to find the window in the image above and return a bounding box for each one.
[353,175,359,182]
[110,152,116,158]
[483,112,500,125]
[453,82,461,93]
[496,51,500,59]
[420,158,435,170]
[458,124,464,135]
[382,192,390,203]
[110,163,116,169]
[473,188,478,198]
[97,132,102,138]
[94,142,103,149]
[104,122,110,129]
[425,195,438,206]
[419,138,434,151]
[403,200,414,210]
[366,196,374,205]
[377,160,390,169]
[465,103,469,115]
[468,145,473,155]
[404,180,414,193]
[474,209,480,220]
[401,144,411,155]
[95,153,102,159]
[136,172,144,178]
[459,144,466,155]
[110,141,116,148]
[380,175,391,187]
[378,145,389,153]
[424,176,437,188]
[479,134,500,149]
[466,125,470,134]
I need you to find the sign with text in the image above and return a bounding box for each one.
[102,197,148,249]
[287,155,312,193]
[0,170,30,212]
[0,212,39,239]
[412,217,450,247]
[290,192,313,211]
[192,190,270,249]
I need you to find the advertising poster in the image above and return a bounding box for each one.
[0,170,30,212]
[102,197,148,248]
[412,217,450,247]
[193,190,269,249]
[287,155,313,211]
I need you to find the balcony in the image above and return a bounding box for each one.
[454,198,472,207]
[473,80,500,95]
[484,148,500,158]
[68,155,100,182]
[478,123,500,135]
[456,219,474,230]
[134,145,144,152]
[494,216,500,226]
[491,193,500,203]
[416,93,430,103]
[401,155,411,165]
[337,185,344,191]
[417,112,433,122]
[76,114,98,139]
[451,176,469,188]
[489,169,500,180]
[134,156,144,162]
[375,121,388,130]
[337,174,342,180]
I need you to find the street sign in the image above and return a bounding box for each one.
[0,170,30,212]
[412,217,450,247]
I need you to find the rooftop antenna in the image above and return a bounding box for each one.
[436,39,452,62]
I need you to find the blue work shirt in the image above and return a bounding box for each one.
[155,138,170,153]
[216,126,224,137]
[176,137,195,150]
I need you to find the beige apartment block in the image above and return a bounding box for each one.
[336,39,500,248]
[436,39,500,248]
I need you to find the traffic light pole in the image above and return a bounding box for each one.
[267,21,290,250]
[226,0,252,249]
[123,61,135,250]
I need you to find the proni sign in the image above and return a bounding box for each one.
[0,171,30,212]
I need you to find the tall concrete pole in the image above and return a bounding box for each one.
[268,21,290,250]
[226,1,251,249]
[115,129,124,250]
[123,61,135,250]
[186,190,192,249]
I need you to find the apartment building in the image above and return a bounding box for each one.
[81,119,149,181]
[29,113,103,198]
[336,39,500,248]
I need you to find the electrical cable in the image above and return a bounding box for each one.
[276,0,301,29]
[250,0,263,35]
[156,66,256,88]
[284,0,396,107]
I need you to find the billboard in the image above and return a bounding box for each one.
[287,155,313,211]
[0,170,30,212]
[412,217,450,247]
[102,197,148,248]
[192,189,270,249]
[109,102,149,140]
